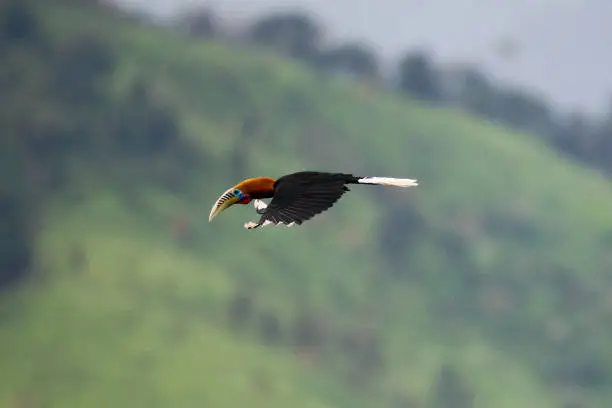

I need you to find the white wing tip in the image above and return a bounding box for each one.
[243,220,297,229]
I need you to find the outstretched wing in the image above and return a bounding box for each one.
[255,179,350,226]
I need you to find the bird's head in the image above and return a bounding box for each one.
[208,186,253,222]
[209,177,276,223]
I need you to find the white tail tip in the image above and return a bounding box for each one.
[357,176,418,188]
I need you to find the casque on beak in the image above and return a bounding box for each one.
[209,189,240,222]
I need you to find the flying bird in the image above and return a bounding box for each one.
[208,171,418,229]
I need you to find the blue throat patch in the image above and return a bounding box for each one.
[233,189,246,201]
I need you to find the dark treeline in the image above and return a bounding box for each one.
[0,1,198,288]
[170,7,612,178]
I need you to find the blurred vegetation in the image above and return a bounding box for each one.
[175,7,612,180]
[2,1,612,408]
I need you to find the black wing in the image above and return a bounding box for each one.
[254,174,353,227]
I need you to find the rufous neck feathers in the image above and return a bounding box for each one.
[235,177,276,199]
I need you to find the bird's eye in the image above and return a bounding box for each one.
[233,189,240,196]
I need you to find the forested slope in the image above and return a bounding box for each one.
[2,2,612,408]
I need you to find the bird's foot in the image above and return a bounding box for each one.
[253,199,268,214]
[244,221,260,230]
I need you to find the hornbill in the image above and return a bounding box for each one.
[208,171,418,229]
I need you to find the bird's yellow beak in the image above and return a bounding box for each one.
[209,188,240,222]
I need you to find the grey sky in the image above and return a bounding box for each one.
[115,0,611,115]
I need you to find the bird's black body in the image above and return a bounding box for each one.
[208,170,418,229]
[254,172,360,227]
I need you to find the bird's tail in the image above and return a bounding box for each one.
[357,176,418,188]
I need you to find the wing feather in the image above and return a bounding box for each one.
[256,179,349,226]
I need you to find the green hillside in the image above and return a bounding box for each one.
[2,2,612,408]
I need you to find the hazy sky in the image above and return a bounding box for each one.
[115,0,611,115]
